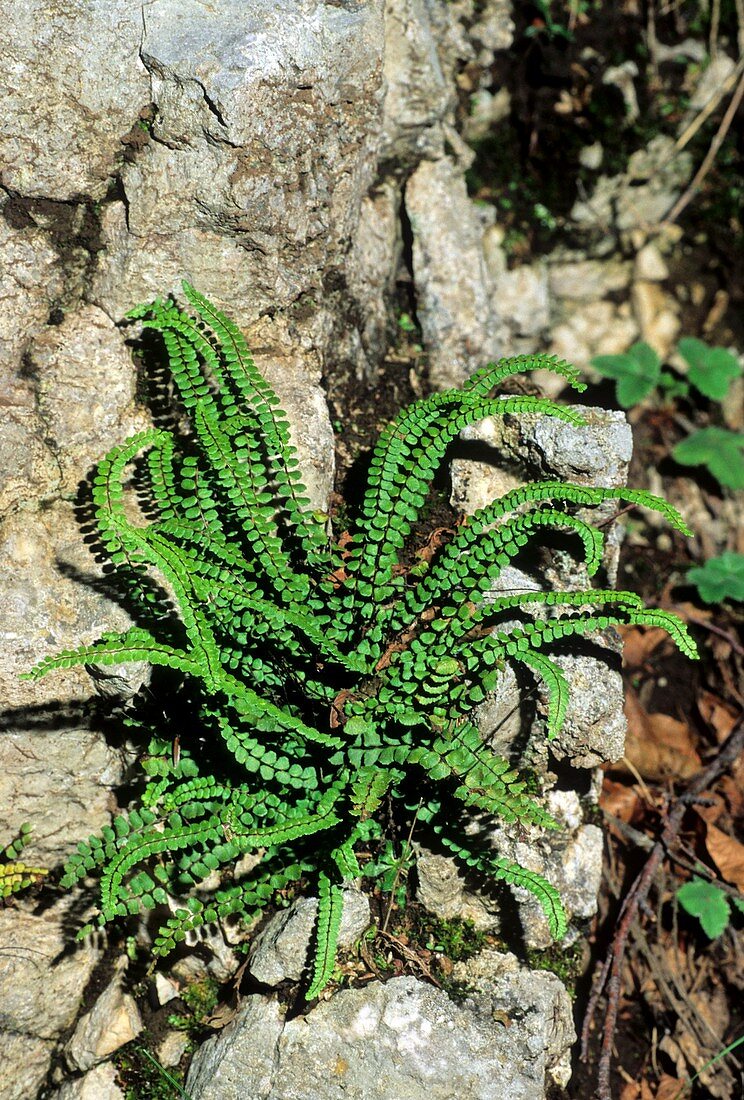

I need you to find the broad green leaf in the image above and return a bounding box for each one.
[678,337,742,401]
[687,552,744,604]
[591,342,661,407]
[673,427,744,490]
[677,877,730,939]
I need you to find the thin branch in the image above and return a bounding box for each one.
[664,67,744,225]
[582,718,744,1099]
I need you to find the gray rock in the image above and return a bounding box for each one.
[416,791,604,949]
[0,897,103,1100]
[92,0,385,323]
[406,156,502,389]
[50,1062,125,1100]
[1,2,149,200]
[547,258,632,302]
[0,218,66,369]
[157,1030,190,1069]
[27,305,151,494]
[453,950,575,1090]
[571,135,693,233]
[65,957,143,1071]
[186,970,574,1100]
[249,889,371,986]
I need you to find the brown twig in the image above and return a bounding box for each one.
[664,66,744,225]
[582,718,744,1099]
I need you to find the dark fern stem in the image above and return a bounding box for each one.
[23,284,698,998]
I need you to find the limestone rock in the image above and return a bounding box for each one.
[406,156,501,389]
[92,0,385,323]
[632,280,680,360]
[0,897,104,1100]
[65,958,143,1071]
[186,971,574,1099]
[27,306,151,495]
[548,258,632,302]
[1,1,150,199]
[0,218,66,370]
[417,792,604,948]
[157,1030,190,1069]
[453,950,576,1090]
[249,889,371,987]
[51,1062,125,1100]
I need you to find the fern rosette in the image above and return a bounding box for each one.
[24,285,697,996]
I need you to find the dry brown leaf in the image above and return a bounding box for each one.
[654,1076,686,1100]
[705,821,744,891]
[697,691,740,743]
[619,1082,641,1100]
[719,774,744,820]
[618,624,673,669]
[601,777,645,825]
[621,689,702,781]
[692,792,726,825]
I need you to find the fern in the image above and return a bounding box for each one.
[24,286,698,997]
[0,825,47,899]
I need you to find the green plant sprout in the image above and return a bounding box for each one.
[23,285,697,999]
[677,875,744,940]
[687,552,744,604]
[591,338,744,490]
[591,338,742,409]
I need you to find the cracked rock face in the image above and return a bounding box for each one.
[186,966,574,1100]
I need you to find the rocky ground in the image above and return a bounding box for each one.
[2,3,743,1099]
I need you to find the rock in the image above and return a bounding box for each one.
[492,264,551,341]
[50,1062,125,1100]
[26,306,151,495]
[186,972,574,1099]
[0,217,66,370]
[632,280,680,360]
[603,61,640,123]
[65,958,143,1071]
[92,0,385,323]
[153,973,180,1007]
[1,2,150,199]
[416,794,604,949]
[689,53,736,111]
[548,258,632,302]
[380,0,453,166]
[571,136,693,234]
[635,243,669,282]
[549,300,639,374]
[453,950,575,1090]
[579,142,603,170]
[157,1030,190,1069]
[0,897,104,1100]
[406,156,502,389]
[249,889,371,987]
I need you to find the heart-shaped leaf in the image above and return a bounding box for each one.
[673,427,744,490]
[678,337,742,401]
[592,342,662,407]
[687,552,744,604]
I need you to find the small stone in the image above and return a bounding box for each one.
[51,1061,125,1100]
[579,141,603,170]
[248,888,370,987]
[65,959,143,1072]
[635,243,669,282]
[157,1030,190,1069]
[154,972,180,1006]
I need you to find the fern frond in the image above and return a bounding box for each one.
[306,872,344,1000]
[435,824,567,939]
[463,354,586,396]
[22,628,199,682]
